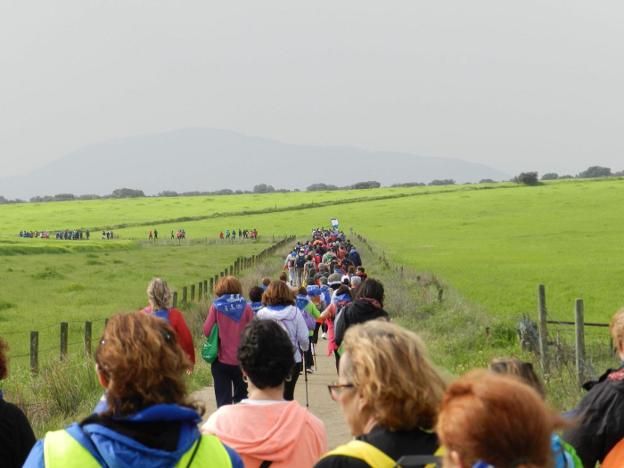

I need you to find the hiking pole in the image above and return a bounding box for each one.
[302,349,310,408]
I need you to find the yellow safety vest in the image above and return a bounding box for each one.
[43,429,232,468]
[322,440,443,468]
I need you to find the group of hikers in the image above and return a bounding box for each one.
[3,229,624,467]
[219,228,259,240]
[18,229,91,240]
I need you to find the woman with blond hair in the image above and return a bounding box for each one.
[203,275,254,407]
[143,277,195,365]
[24,312,242,467]
[437,370,565,468]
[315,321,445,467]
[563,307,624,466]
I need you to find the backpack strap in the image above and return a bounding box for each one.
[322,440,396,467]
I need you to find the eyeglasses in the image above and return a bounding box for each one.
[327,382,355,400]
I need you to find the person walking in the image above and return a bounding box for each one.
[203,276,254,407]
[256,281,310,401]
[24,313,242,467]
[202,320,327,467]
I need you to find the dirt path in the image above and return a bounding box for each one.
[192,338,352,449]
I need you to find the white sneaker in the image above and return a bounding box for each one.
[321,333,327,340]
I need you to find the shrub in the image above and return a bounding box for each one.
[541,173,559,180]
[514,172,539,186]
[577,166,611,178]
[428,179,455,186]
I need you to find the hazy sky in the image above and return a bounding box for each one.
[1,1,622,177]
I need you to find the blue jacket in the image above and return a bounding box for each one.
[24,404,242,468]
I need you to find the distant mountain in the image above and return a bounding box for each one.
[0,128,509,199]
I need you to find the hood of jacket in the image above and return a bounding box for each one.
[204,401,311,463]
[257,304,299,322]
[213,294,247,322]
[73,404,201,468]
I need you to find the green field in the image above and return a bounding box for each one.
[2,178,623,368]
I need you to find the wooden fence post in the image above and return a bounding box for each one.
[60,322,68,360]
[182,286,188,304]
[190,284,196,302]
[210,277,215,294]
[198,282,203,300]
[229,265,234,276]
[575,298,586,385]
[537,284,549,372]
[203,280,208,298]
[84,321,92,357]
[172,291,178,308]
[30,331,39,374]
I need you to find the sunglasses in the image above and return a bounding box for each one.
[327,382,355,400]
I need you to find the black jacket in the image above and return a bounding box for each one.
[0,396,36,468]
[334,299,389,347]
[314,425,438,468]
[563,366,624,467]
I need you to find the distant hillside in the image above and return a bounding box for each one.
[0,128,509,199]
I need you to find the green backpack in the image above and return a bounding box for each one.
[201,325,219,363]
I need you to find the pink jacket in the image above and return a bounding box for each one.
[203,302,253,365]
[202,400,327,468]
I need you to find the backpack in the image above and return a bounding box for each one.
[296,254,306,268]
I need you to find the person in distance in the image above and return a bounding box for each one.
[437,370,565,468]
[202,319,327,467]
[23,312,242,467]
[316,321,445,467]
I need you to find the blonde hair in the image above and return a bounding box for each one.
[610,307,624,349]
[342,321,446,431]
[438,370,564,468]
[147,278,171,309]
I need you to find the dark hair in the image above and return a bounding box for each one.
[249,286,264,303]
[335,285,352,297]
[238,319,295,389]
[297,286,307,295]
[489,358,545,398]
[278,272,288,282]
[261,277,271,287]
[356,278,385,306]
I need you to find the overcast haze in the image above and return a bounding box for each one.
[1,1,623,179]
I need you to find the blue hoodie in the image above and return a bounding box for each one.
[23,404,242,468]
[213,294,247,322]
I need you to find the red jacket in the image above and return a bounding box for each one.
[143,306,196,365]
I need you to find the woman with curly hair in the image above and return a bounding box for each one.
[24,312,242,467]
[203,319,327,467]
[316,321,446,467]
[0,337,36,468]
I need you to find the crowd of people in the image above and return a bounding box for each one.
[2,228,624,466]
[18,229,92,240]
[219,228,258,240]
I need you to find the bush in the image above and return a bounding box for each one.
[479,179,496,184]
[577,166,611,178]
[253,184,275,193]
[351,181,381,190]
[307,183,339,191]
[111,188,145,198]
[541,173,558,180]
[514,172,539,186]
[428,179,455,186]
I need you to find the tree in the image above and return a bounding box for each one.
[351,181,381,189]
[479,179,496,184]
[253,184,275,193]
[158,190,178,197]
[577,166,611,179]
[0,196,8,204]
[428,179,455,186]
[111,188,145,198]
[541,173,559,181]
[53,193,75,201]
[514,172,539,186]
[307,183,339,191]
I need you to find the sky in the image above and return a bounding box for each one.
[0,1,622,177]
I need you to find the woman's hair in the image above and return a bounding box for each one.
[215,276,242,296]
[489,357,545,398]
[335,285,351,297]
[279,272,288,282]
[261,277,272,288]
[355,278,384,306]
[297,286,307,295]
[249,286,264,303]
[341,321,445,431]
[262,281,295,306]
[437,370,565,468]
[0,338,8,380]
[238,319,295,389]
[610,307,624,349]
[147,277,172,309]
[95,312,190,416]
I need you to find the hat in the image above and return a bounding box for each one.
[306,285,322,297]
[327,273,342,286]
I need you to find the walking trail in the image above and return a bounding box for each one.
[192,338,352,449]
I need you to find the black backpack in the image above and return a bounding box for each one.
[296,255,306,268]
